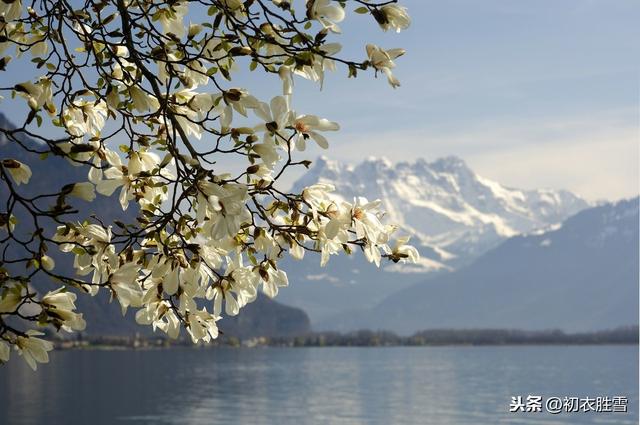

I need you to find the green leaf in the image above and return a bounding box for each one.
[354,6,368,14]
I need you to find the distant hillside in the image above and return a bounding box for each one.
[0,113,310,339]
[320,198,639,333]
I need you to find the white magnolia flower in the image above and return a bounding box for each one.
[211,284,239,317]
[289,239,305,260]
[254,232,280,260]
[41,255,55,271]
[0,0,22,22]
[96,153,132,210]
[253,137,280,169]
[366,44,406,88]
[111,49,136,86]
[183,59,209,88]
[249,163,274,181]
[72,21,93,43]
[16,330,53,371]
[220,0,244,10]
[254,96,293,136]
[302,183,335,206]
[163,264,180,296]
[187,309,220,343]
[129,86,159,112]
[324,201,352,240]
[278,66,294,96]
[293,114,339,151]
[128,150,161,176]
[63,99,107,138]
[105,86,121,111]
[136,298,180,339]
[158,2,188,37]
[0,340,9,363]
[199,182,251,239]
[351,197,385,243]
[0,281,23,313]
[390,236,419,263]
[308,0,345,33]
[209,255,259,317]
[261,267,288,298]
[96,149,164,211]
[135,299,181,339]
[188,23,203,38]
[52,222,116,297]
[379,5,411,33]
[110,262,143,313]
[157,52,180,84]
[314,195,396,266]
[363,241,382,266]
[2,159,32,185]
[14,78,56,114]
[199,244,224,270]
[70,182,96,201]
[202,38,227,62]
[0,213,16,233]
[29,34,49,57]
[292,43,341,89]
[157,307,182,339]
[41,288,86,331]
[83,223,112,244]
[218,0,246,18]
[221,88,261,125]
[171,90,223,139]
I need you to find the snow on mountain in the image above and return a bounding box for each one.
[292,155,589,268]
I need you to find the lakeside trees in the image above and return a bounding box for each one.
[0,0,417,369]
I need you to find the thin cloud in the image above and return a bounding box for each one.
[293,111,638,202]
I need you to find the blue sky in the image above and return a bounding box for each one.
[270,0,639,201]
[2,0,638,201]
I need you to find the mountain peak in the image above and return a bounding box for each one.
[363,156,392,167]
[429,156,470,173]
[354,156,393,175]
[292,155,589,262]
[313,155,343,173]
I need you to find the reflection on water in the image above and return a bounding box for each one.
[0,346,637,425]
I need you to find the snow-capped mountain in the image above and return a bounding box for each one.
[293,155,589,267]
[276,156,590,325]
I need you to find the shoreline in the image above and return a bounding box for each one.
[54,342,639,352]
[51,325,639,350]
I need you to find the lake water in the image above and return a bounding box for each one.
[0,346,637,425]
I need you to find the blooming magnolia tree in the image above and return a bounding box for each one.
[0,0,417,369]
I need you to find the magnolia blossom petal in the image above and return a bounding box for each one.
[2,159,32,185]
[0,341,9,363]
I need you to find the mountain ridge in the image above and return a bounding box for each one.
[293,155,589,264]
[318,197,639,333]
